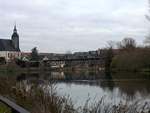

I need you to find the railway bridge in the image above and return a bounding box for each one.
[46,57,105,68]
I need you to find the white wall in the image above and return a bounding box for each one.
[0,51,21,62]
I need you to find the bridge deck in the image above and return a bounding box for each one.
[48,57,104,62]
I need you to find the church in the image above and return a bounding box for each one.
[0,25,21,62]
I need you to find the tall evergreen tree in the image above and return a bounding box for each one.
[105,41,114,73]
[30,47,39,61]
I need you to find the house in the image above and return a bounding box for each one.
[0,25,21,62]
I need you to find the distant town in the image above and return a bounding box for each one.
[0,25,110,70]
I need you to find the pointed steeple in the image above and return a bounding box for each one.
[11,24,20,51]
[13,24,17,33]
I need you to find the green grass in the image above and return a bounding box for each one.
[0,102,12,113]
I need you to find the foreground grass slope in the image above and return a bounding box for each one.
[0,102,11,113]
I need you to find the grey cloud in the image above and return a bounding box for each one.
[0,0,149,53]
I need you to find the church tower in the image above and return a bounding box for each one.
[11,25,20,51]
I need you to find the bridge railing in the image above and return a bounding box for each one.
[0,96,30,113]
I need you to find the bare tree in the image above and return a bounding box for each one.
[145,0,150,21]
[144,35,150,46]
[118,38,136,49]
[145,0,150,46]
[106,40,116,49]
[117,38,136,50]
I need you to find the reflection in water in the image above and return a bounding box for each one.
[16,71,150,107]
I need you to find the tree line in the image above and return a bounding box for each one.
[105,37,150,72]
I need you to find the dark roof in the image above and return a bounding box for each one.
[0,39,20,51]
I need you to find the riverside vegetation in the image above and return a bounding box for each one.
[104,38,150,72]
[0,102,11,113]
[0,74,149,113]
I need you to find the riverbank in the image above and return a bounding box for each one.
[0,75,149,113]
[111,68,150,73]
[0,63,103,73]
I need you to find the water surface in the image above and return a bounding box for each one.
[16,71,150,107]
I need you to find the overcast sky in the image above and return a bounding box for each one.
[0,0,149,53]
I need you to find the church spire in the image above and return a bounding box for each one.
[12,24,20,51]
[13,24,17,33]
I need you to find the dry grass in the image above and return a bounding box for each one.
[0,76,149,113]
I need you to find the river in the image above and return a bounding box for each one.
[16,70,150,108]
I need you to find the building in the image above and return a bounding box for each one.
[0,25,21,62]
